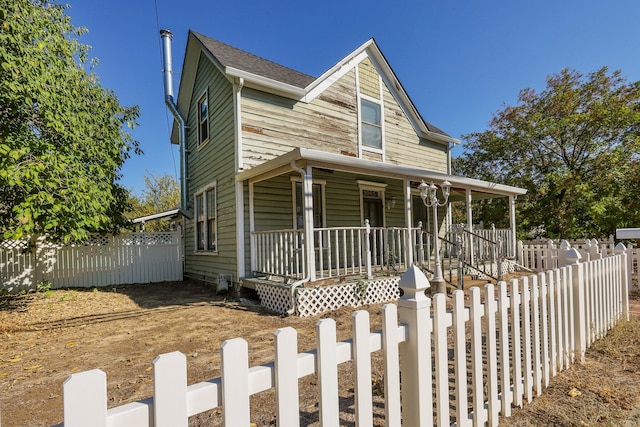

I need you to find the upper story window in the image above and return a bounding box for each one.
[195,183,216,253]
[360,99,382,149]
[197,92,209,146]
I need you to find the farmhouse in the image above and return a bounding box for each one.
[160,30,526,304]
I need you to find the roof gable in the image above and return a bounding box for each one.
[173,31,458,145]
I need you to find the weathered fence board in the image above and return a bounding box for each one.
[1,231,183,291]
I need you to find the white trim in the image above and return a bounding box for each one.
[249,181,256,272]
[132,209,181,224]
[196,90,209,148]
[404,179,413,263]
[236,147,527,198]
[303,49,370,102]
[236,181,245,279]
[355,64,363,159]
[357,72,385,158]
[358,180,388,226]
[291,179,327,229]
[234,77,244,172]
[193,181,218,254]
[289,176,327,185]
[226,67,307,99]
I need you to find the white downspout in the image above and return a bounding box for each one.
[404,179,413,265]
[290,161,316,282]
[234,77,245,280]
[286,161,314,315]
[466,188,474,266]
[160,29,187,211]
[509,195,517,259]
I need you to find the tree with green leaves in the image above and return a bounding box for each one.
[127,173,180,231]
[0,0,140,243]
[454,67,640,239]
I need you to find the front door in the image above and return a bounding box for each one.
[363,190,384,227]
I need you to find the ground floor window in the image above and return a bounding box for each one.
[292,178,325,229]
[195,183,217,252]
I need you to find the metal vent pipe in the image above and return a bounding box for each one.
[160,29,187,211]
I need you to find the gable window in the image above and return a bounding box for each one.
[195,184,216,253]
[361,99,382,149]
[197,92,209,146]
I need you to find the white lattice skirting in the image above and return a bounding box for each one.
[465,259,518,279]
[256,277,401,317]
[255,284,294,315]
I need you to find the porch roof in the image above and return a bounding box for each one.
[236,147,527,199]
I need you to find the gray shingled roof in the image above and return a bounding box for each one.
[192,31,316,89]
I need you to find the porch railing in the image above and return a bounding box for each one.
[252,224,516,283]
[252,225,422,281]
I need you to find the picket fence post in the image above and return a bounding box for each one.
[614,243,630,321]
[153,351,187,427]
[63,370,108,427]
[398,265,431,427]
[558,240,571,267]
[567,248,586,363]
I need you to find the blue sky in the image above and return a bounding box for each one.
[67,0,640,195]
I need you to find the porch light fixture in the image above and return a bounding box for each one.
[386,195,396,210]
[418,180,451,294]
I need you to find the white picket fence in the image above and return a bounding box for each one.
[54,243,630,427]
[0,231,183,292]
[518,238,612,272]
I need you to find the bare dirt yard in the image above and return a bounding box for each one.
[1,280,640,426]
[1,281,391,427]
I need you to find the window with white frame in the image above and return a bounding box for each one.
[195,184,216,252]
[197,92,209,146]
[360,98,382,149]
[291,177,325,229]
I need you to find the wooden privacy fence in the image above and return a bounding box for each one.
[0,231,183,292]
[56,246,629,427]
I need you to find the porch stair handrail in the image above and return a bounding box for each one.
[456,227,504,281]
[417,227,462,289]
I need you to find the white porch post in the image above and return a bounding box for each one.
[249,181,256,273]
[466,188,474,265]
[404,179,413,266]
[236,181,245,279]
[303,165,316,281]
[509,195,517,260]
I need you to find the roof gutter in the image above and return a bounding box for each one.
[160,29,188,211]
[226,67,307,99]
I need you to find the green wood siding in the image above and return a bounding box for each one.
[253,170,408,231]
[183,52,238,283]
[253,175,293,231]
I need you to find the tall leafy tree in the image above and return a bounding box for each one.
[0,0,140,242]
[127,173,180,231]
[454,67,640,239]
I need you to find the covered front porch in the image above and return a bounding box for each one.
[238,147,527,288]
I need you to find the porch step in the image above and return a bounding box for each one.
[239,276,291,290]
